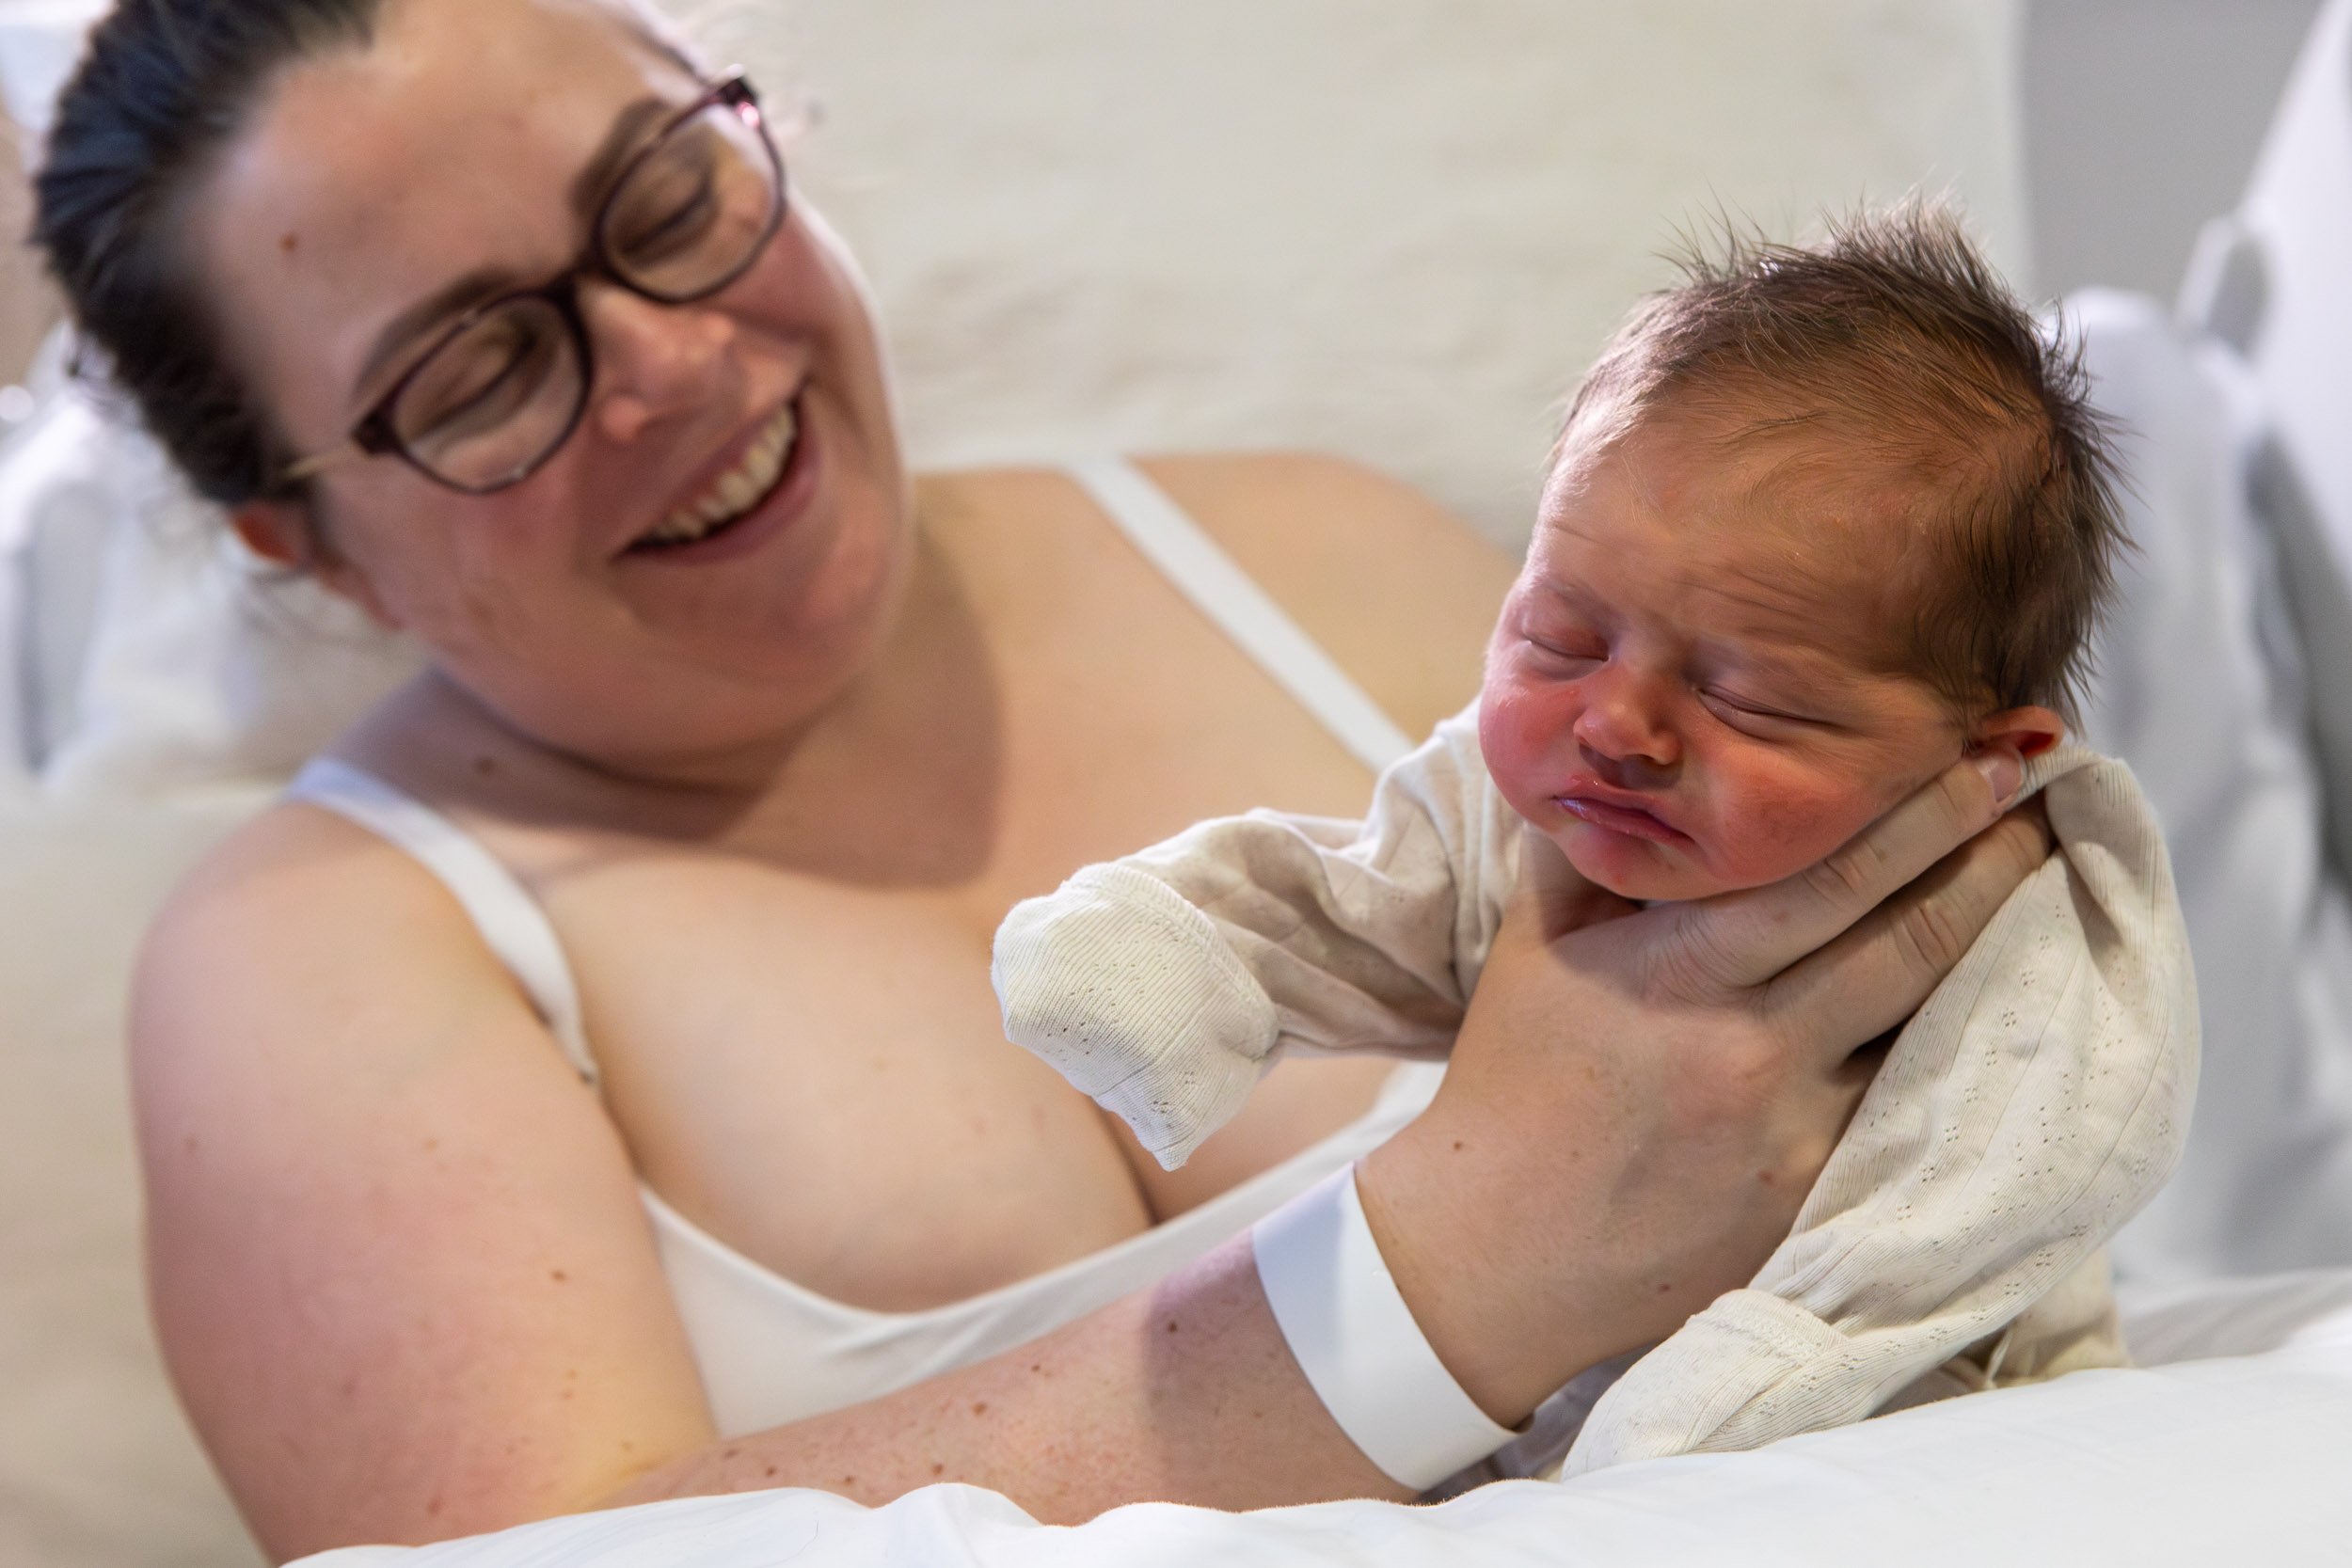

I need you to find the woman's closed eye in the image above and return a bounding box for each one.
[608,147,723,268]
[407,325,560,440]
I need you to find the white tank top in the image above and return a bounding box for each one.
[285,459,1441,1437]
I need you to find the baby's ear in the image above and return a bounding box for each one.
[1969,705,2066,759]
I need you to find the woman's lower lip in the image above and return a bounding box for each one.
[1555,795,1688,845]
[625,394,820,565]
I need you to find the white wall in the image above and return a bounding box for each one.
[686,2,2028,544]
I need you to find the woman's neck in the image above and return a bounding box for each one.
[340,531,1007,886]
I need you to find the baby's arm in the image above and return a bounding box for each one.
[994,707,1517,1168]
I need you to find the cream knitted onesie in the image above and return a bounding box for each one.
[993,705,2198,1475]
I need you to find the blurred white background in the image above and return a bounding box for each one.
[696,0,2027,540]
[2027,0,2321,296]
[0,0,2328,539]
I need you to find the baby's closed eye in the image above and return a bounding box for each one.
[1697,687,1831,736]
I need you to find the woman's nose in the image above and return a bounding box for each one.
[583,283,738,443]
[1571,670,1681,776]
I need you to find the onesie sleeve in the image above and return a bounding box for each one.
[993,704,1518,1168]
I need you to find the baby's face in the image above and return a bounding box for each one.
[1481,408,1997,903]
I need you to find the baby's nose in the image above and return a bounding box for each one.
[1572,691,1681,777]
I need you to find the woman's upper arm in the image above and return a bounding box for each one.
[131,808,713,1560]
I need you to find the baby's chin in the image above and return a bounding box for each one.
[1552,820,1788,904]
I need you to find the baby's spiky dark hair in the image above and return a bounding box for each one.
[1558,200,2126,724]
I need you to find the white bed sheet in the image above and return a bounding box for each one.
[299,1273,2352,1568]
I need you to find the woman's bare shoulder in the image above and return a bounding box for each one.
[135,798,514,1082]
[923,454,1518,741]
[1149,453,1519,739]
[151,797,450,943]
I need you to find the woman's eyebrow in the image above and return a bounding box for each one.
[566,94,675,222]
[348,94,676,408]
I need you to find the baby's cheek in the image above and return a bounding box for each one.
[1477,670,1572,816]
[1704,771,1897,888]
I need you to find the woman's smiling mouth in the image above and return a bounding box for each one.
[632,397,805,551]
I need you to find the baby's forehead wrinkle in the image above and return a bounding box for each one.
[1683,559,1870,665]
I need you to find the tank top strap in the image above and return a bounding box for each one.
[284,756,599,1085]
[1065,457,1417,773]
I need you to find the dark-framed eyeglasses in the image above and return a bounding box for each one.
[279,71,786,497]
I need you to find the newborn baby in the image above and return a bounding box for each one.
[994,205,2196,1474]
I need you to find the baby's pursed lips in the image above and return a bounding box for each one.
[1552,781,1691,844]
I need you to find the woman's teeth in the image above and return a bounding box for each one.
[643,403,800,546]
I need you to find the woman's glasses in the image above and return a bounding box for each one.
[280,72,786,497]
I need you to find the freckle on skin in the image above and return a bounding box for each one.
[472,754,497,776]
[550,1268,567,1283]
[971,1401,988,1416]
[278,230,298,255]
[931,1462,945,1476]
[1452,1140,1465,1152]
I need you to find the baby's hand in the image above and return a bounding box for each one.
[993,863,1279,1169]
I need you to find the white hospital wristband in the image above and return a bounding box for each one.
[1251,1165,1518,1490]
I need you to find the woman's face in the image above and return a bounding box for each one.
[194,0,910,774]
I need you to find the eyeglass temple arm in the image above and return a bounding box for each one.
[279,439,367,486]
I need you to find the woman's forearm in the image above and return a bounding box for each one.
[604,1234,1411,1521]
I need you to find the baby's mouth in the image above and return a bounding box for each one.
[1553,793,1690,846]
[631,397,803,550]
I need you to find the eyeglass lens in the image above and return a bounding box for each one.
[392,93,782,491]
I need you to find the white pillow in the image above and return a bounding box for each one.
[2224,0,2352,890]
[2068,289,2352,1280]
[29,404,420,802]
[0,0,104,142]
[0,379,137,782]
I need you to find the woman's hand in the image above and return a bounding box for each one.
[1358,749,2047,1424]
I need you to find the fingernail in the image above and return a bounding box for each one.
[1974,746,2024,810]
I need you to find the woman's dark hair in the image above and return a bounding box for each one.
[33,0,387,508]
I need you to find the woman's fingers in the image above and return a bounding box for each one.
[1665,749,2025,992]
[1766,800,2054,1059]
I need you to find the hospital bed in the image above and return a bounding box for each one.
[6,2,2352,1563]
